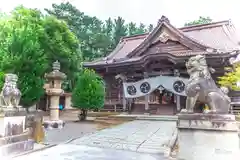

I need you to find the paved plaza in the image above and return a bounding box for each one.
[70,120,176,154]
[14,144,166,160]
[44,121,97,144]
[14,120,176,160]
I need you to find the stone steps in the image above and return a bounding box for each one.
[0,131,29,145]
[96,116,136,121]
[136,116,177,121]
[0,139,34,157]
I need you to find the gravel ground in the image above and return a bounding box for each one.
[43,121,98,144]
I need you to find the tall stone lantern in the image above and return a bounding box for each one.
[43,61,66,129]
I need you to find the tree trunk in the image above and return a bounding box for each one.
[78,109,87,121]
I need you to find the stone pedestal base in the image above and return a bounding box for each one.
[43,120,65,129]
[0,107,26,117]
[0,139,34,157]
[177,113,239,160]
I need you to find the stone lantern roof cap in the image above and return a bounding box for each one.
[45,60,67,80]
[45,71,66,80]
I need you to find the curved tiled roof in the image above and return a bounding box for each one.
[84,17,240,67]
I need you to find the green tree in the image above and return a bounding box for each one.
[127,22,137,36]
[113,16,127,45]
[0,6,48,107]
[184,16,212,26]
[72,68,105,120]
[102,18,114,55]
[136,23,147,34]
[0,72,5,90]
[42,15,81,92]
[0,6,81,107]
[104,18,114,37]
[45,2,153,59]
[45,2,111,60]
[218,65,240,91]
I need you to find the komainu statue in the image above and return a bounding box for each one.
[0,73,21,108]
[183,55,231,114]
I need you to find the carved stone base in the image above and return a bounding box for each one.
[0,131,29,146]
[43,120,65,129]
[0,139,34,157]
[177,113,239,160]
[0,107,26,117]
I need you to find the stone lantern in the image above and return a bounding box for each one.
[43,61,66,129]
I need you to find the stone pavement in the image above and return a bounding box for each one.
[44,121,97,144]
[70,120,176,154]
[13,144,166,160]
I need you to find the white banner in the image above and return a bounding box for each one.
[123,76,188,98]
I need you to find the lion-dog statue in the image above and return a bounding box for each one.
[0,73,21,108]
[182,55,231,114]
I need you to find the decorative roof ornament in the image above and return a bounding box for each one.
[158,15,170,24]
[158,32,170,43]
[53,60,60,71]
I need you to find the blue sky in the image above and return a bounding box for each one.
[1,0,240,28]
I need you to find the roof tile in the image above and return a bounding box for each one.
[85,19,240,67]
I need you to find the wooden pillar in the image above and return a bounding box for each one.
[176,95,181,111]
[122,76,127,112]
[116,74,127,112]
[174,69,181,113]
[144,72,149,113]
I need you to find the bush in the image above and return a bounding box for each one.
[72,68,105,120]
[218,64,240,90]
[0,72,4,90]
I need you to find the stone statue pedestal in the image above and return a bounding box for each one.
[0,108,34,157]
[177,113,239,160]
[43,120,65,129]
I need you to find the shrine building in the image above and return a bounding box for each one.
[83,16,240,115]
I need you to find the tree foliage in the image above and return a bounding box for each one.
[42,15,81,91]
[184,16,212,26]
[0,6,48,107]
[0,6,81,107]
[45,2,154,60]
[72,68,105,119]
[0,72,5,90]
[218,65,240,91]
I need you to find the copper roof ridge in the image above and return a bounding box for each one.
[127,21,214,58]
[120,20,232,40]
[165,22,214,50]
[122,33,149,41]
[179,20,231,31]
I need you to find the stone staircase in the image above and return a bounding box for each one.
[231,105,240,115]
[229,91,240,115]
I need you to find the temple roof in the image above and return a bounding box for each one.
[84,16,240,67]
